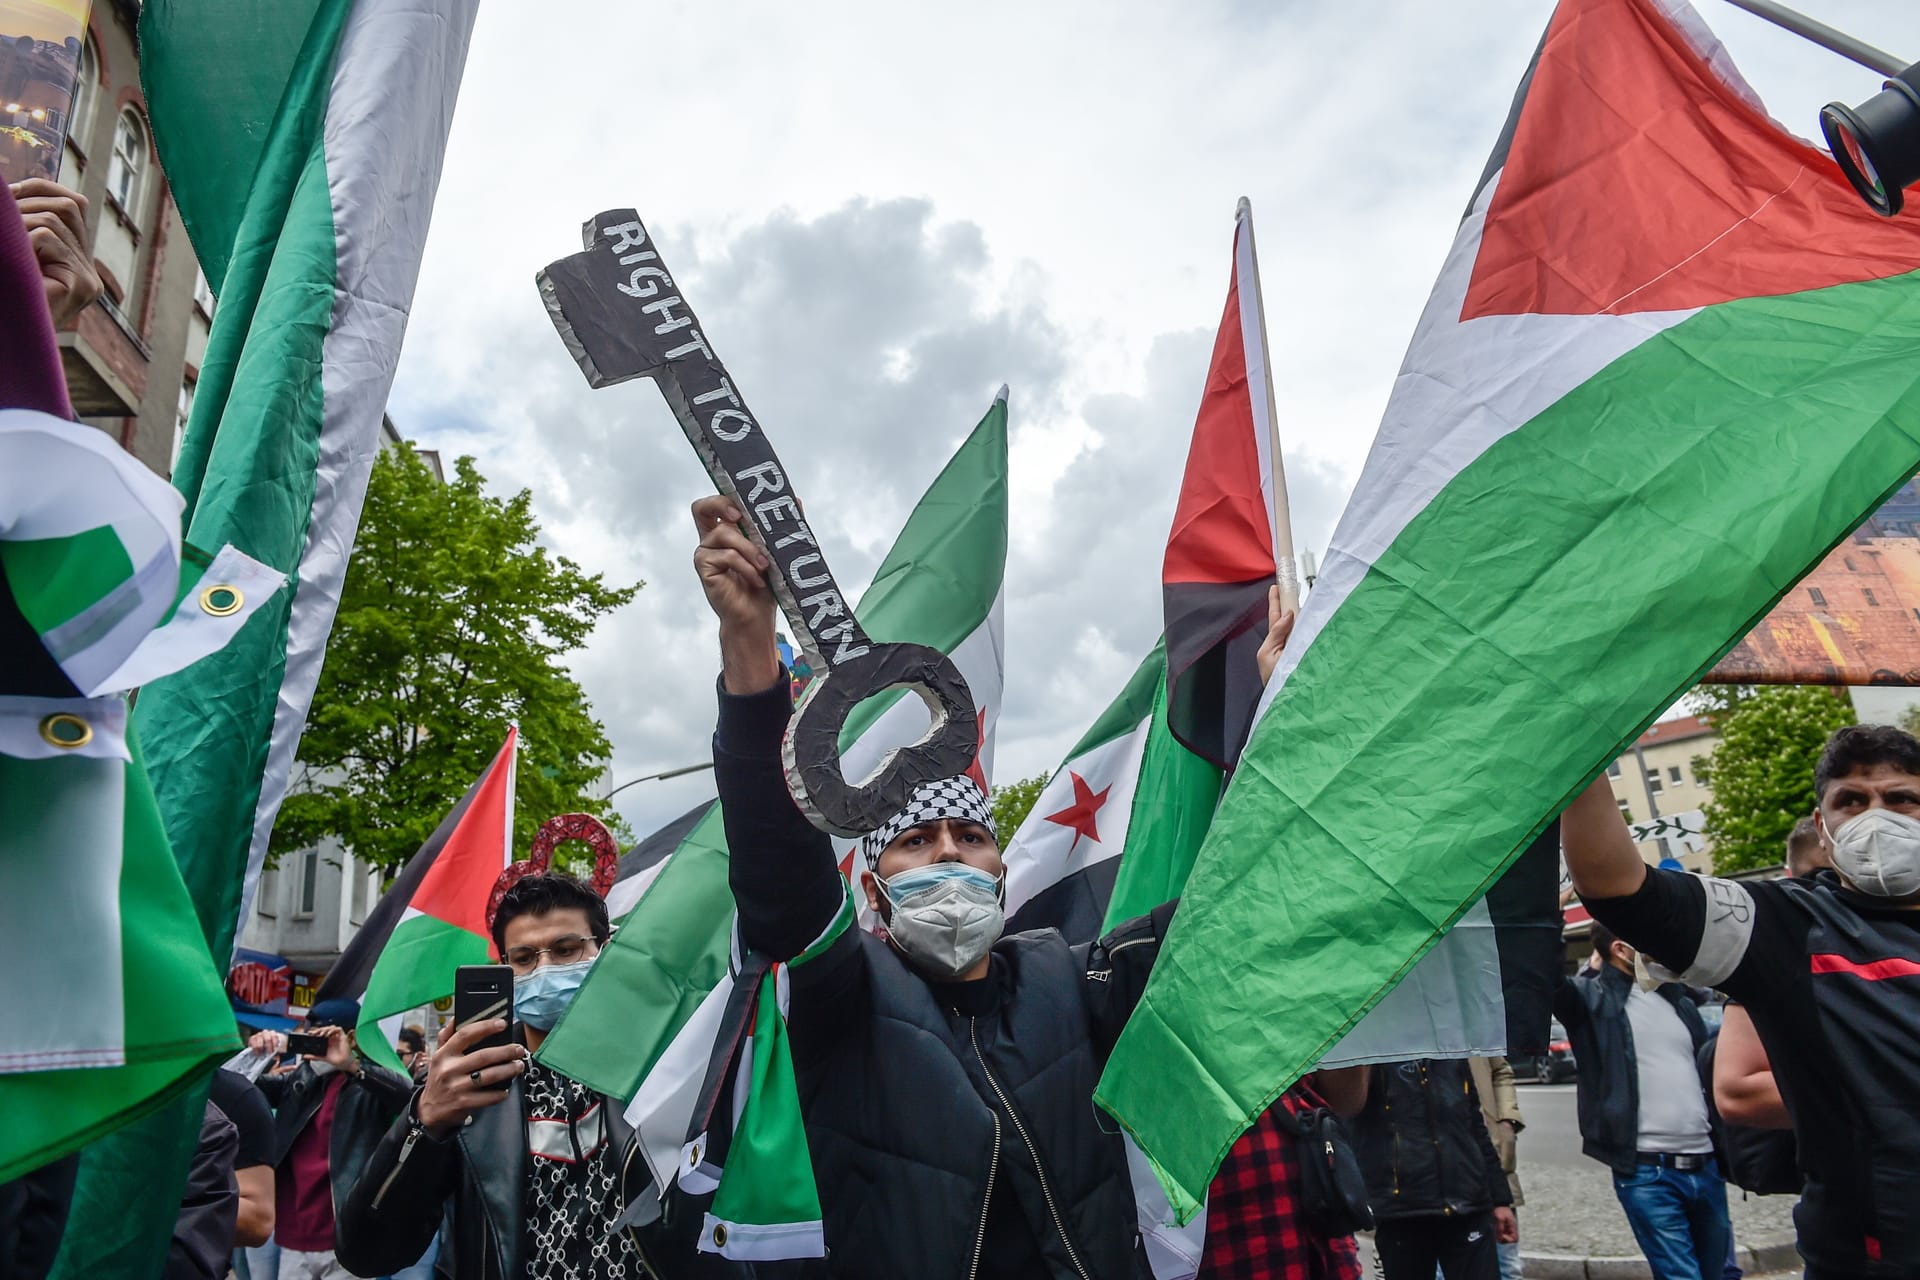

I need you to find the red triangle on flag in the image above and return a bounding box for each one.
[410,727,517,940]
[1463,0,1920,321]
[1162,230,1277,590]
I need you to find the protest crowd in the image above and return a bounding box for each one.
[7,2,1920,1280]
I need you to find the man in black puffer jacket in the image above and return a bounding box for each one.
[684,494,1274,1279]
[1352,1058,1516,1280]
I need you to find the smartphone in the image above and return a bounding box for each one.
[0,1,94,185]
[285,1032,331,1057]
[453,965,515,1090]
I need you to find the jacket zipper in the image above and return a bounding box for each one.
[966,1109,1001,1280]
[969,1018,1092,1280]
[370,1125,423,1212]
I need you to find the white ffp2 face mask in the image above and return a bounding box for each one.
[1829,808,1920,898]
[879,864,1004,980]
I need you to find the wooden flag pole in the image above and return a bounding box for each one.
[1235,196,1301,613]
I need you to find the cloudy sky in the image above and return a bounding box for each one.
[386,0,1920,837]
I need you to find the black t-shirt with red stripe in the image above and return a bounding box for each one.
[1585,867,1920,1276]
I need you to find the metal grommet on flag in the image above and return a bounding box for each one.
[38,713,92,750]
[198,583,244,617]
[712,1224,728,1248]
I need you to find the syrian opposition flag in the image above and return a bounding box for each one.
[1162,201,1296,770]
[539,389,1010,1199]
[311,730,517,1075]
[1099,0,1920,1220]
[1005,641,1220,943]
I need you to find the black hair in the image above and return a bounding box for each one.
[491,871,610,958]
[1589,921,1620,958]
[397,1025,427,1054]
[1813,724,1920,802]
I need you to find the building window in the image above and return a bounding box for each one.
[293,847,319,918]
[1808,587,1828,607]
[1668,765,1683,784]
[1606,760,1621,778]
[171,378,194,473]
[193,268,215,318]
[256,864,278,918]
[67,37,98,156]
[1864,588,1880,607]
[105,109,148,218]
[1645,770,1664,794]
[1618,800,1634,821]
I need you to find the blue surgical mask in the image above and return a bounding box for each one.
[512,958,595,1030]
[881,862,1000,903]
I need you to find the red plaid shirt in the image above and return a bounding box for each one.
[1197,1083,1363,1280]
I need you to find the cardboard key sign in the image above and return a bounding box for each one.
[536,210,976,837]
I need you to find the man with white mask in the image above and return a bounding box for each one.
[689,493,1294,1279]
[1562,723,1920,1280]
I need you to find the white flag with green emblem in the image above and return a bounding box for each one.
[0,409,283,1180]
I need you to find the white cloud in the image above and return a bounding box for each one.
[390,0,1920,835]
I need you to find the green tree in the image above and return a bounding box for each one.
[1900,703,1920,740]
[1697,685,1854,874]
[272,445,640,874]
[991,773,1049,836]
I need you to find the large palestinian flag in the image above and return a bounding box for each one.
[539,389,1009,1193]
[1162,201,1294,770]
[1100,0,1920,1218]
[313,729,518,1075]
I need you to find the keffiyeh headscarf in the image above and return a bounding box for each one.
[857,775,996,869]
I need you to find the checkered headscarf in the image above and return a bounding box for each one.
[858,775,997,869]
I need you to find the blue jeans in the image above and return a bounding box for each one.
[383,1232,439,1280]
[1612,1161,1732,1280]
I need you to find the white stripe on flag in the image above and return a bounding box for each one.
[628,971,736,1195]
[1003,715,1149,919]
[235,0,480,942]
[1316,895,1506,1070]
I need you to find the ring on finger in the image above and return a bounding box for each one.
[469,1070,483,1084]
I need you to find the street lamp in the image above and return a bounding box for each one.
[605,760,714,801]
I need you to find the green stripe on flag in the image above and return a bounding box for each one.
[1098,270,1920,1215]
[358,913,493,1075]
[1101,667,1220,932]
[0,733,237,1181]
[0,527,135,636]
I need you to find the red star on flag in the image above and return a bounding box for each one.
[1045,772,1112,853]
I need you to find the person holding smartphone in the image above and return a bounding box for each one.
[338,871,695,1280]
[247,999,410,1280]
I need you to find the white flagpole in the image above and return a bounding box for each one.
[1234,197,1301,613]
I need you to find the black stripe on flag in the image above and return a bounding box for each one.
[1164,576,1272,771]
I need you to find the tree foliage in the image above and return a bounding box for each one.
[1696,685,1854,875]
[272,446,640,874]
[991,773,1049,836]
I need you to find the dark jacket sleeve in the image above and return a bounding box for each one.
[1464,1075,1515,1209]
[335,1098,461,1278]
[1078,899,1179,1061]
[716,673,848,962]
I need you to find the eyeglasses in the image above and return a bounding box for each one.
[503,934,600,974]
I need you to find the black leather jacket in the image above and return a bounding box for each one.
[1553,966,1708,1176]
[1353,1059,1513,1222]
[258,1059,411,1226]
[334,1056,686,1280]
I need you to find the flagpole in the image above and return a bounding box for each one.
[1717,0,1905,77]
[1235,197,1301,613]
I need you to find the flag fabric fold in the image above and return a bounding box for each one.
[1162,202,1284,771]
[322,729,518,1075]
[538,390,1011,1202]
[1099,0,1920,1219]
[51,2,478,1270]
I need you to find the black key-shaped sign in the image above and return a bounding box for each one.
[536,210,977,837]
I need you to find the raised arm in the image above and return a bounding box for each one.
[1562,773,1649,902]
[694,496,846,959]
